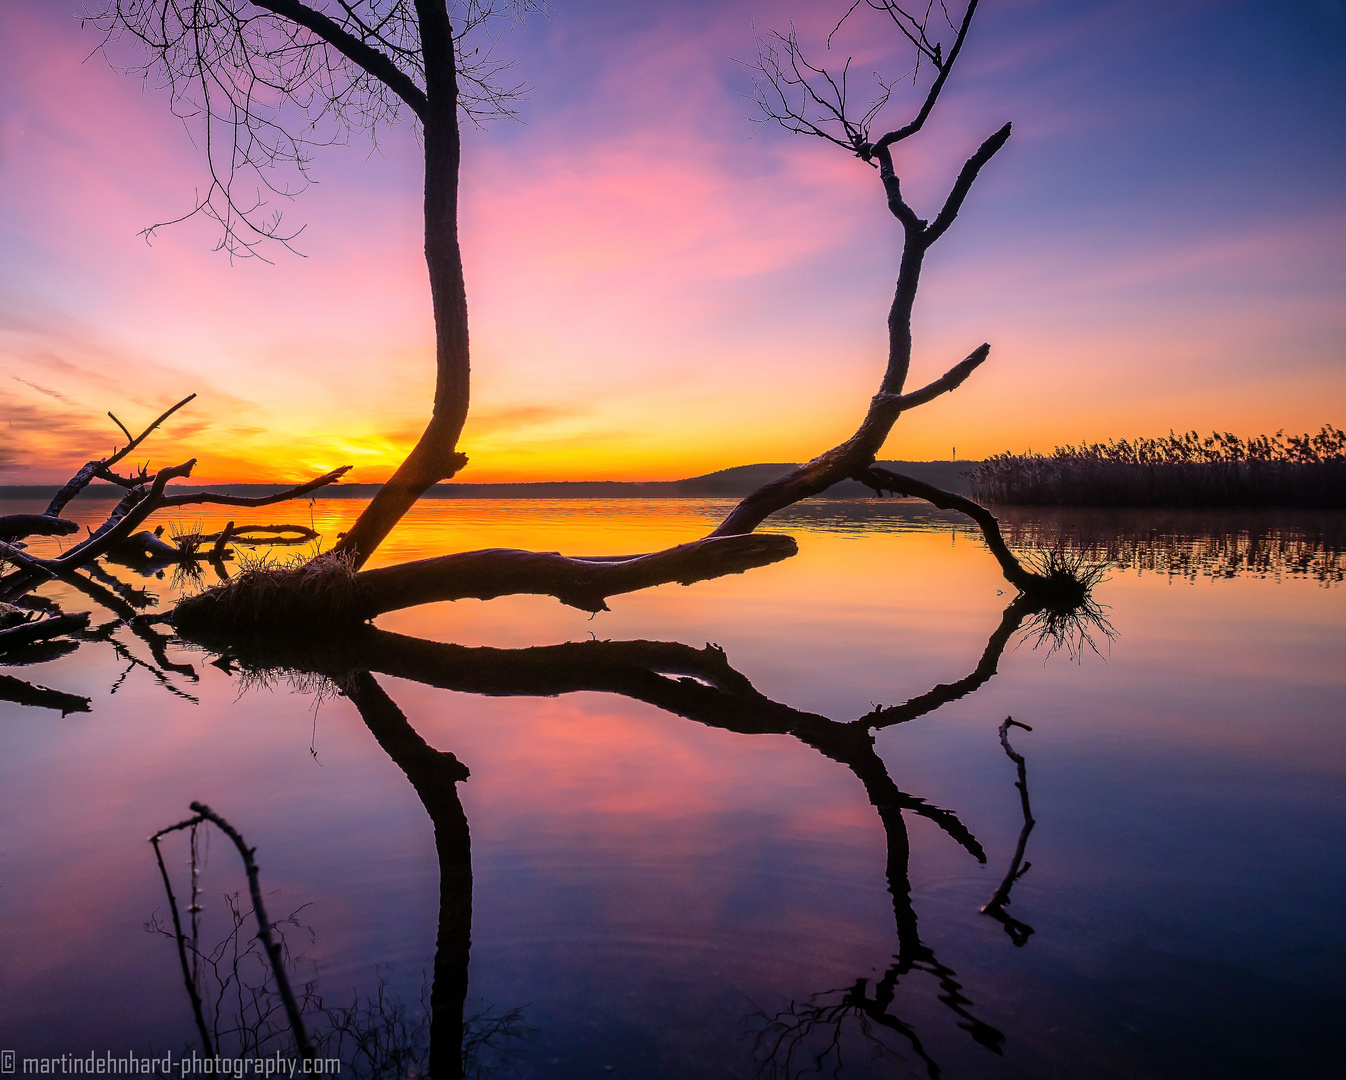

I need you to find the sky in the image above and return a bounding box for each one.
[1,0,1344,484]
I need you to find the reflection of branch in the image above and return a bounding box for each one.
[82,619,199,702]
[0,613,90,653]
[0,672,91,714]
[867,594,1039,729]
[981,717,1035,946]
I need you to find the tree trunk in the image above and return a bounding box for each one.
[335,1,471,567]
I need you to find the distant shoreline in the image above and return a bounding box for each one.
[0,460,978,501]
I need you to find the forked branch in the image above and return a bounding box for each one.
[150,803,316,1060]
[45,394,196,517]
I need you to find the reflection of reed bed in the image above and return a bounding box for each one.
[970,427,1346,508]
[995,509,1346,584]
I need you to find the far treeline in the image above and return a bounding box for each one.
[969,426,1346,508]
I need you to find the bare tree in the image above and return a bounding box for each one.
[34,0,1089,636]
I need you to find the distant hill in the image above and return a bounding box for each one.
[0,461,979,502]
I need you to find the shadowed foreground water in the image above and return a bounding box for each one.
[1,499,1343,1078]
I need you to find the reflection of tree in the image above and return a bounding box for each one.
[171,589,1058,1078]
[340,670,473,1080]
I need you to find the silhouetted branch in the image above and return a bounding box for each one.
[356,534,800,614]
[0,515,79,541]
[159,469,352,509]
[924,121,1012,245]
[710,346,995,540]
[861,466,1044,592]
[45,394,197,516]
[746,0,980,158]
[151,803,316,1060]
[870,0,980,150]
[871,343,989,410]
[150,825,217,1055]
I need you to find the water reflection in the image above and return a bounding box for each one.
[151,587,1067,1079]
[5,499,1341,1076]
[993,506,1346,585]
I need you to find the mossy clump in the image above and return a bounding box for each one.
[172,549,364,633]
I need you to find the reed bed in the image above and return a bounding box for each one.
[969,426,1346,508]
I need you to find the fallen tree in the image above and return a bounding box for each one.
[8,0,1094,639]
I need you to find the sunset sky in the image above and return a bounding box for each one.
[2,0,1343,484]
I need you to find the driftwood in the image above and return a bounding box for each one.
[356,534,799,615]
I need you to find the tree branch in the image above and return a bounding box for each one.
[711,344,992,539]
[871,343,989,411]
[159,465,352,508]
[874,143,924,231]
[859,466,1042,592]
[174,532,800,631]
[357,534,800,616]
[0,515,79,542]
[247,0,429,119]
[44,394,196,517]
[923,122,1012,246]
[872,0,980,151]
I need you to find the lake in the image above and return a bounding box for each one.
[2,497,1343,1079]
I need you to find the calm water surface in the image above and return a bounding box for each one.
[1,498,1343,1079]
